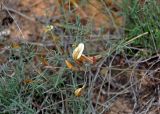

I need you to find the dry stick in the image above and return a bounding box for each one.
[30,0,43,8]
[99,79,141,114]
[101,0,120,31]
[1,6,35,22]
[86,57,107,113]
[44,65,160,73]
[124,32,149,46]
[139,59,160,90]
[130,67,139,112]
[97,54,152,114]
[41,98,82,110]
[128,53,144,112]
[95,53,117,111]
[99,62,158,114]
[31,31,149,53]
[36,95,48,113]
[138,54,160,63]
[98,59,142,113]
[142,97,155,114]
[2,3,25,40]
[89,68,127,98]
[158,85,160,113]
[70,0,87,18]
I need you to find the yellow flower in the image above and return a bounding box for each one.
[22,79,33,84]
[72,43,84,60]
[44,25,53,33]
[74,85,85,97]
[12,43,20,49]
[72,43,94,64]
[65,60,77,71]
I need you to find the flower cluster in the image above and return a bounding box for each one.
[65,43,102,96]
[65,43,101,71]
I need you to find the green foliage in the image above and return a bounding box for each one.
[123,0,160,53]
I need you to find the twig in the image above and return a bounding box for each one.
[1,6,35,22]
[125,32,148,46]
[2,3,25,40]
